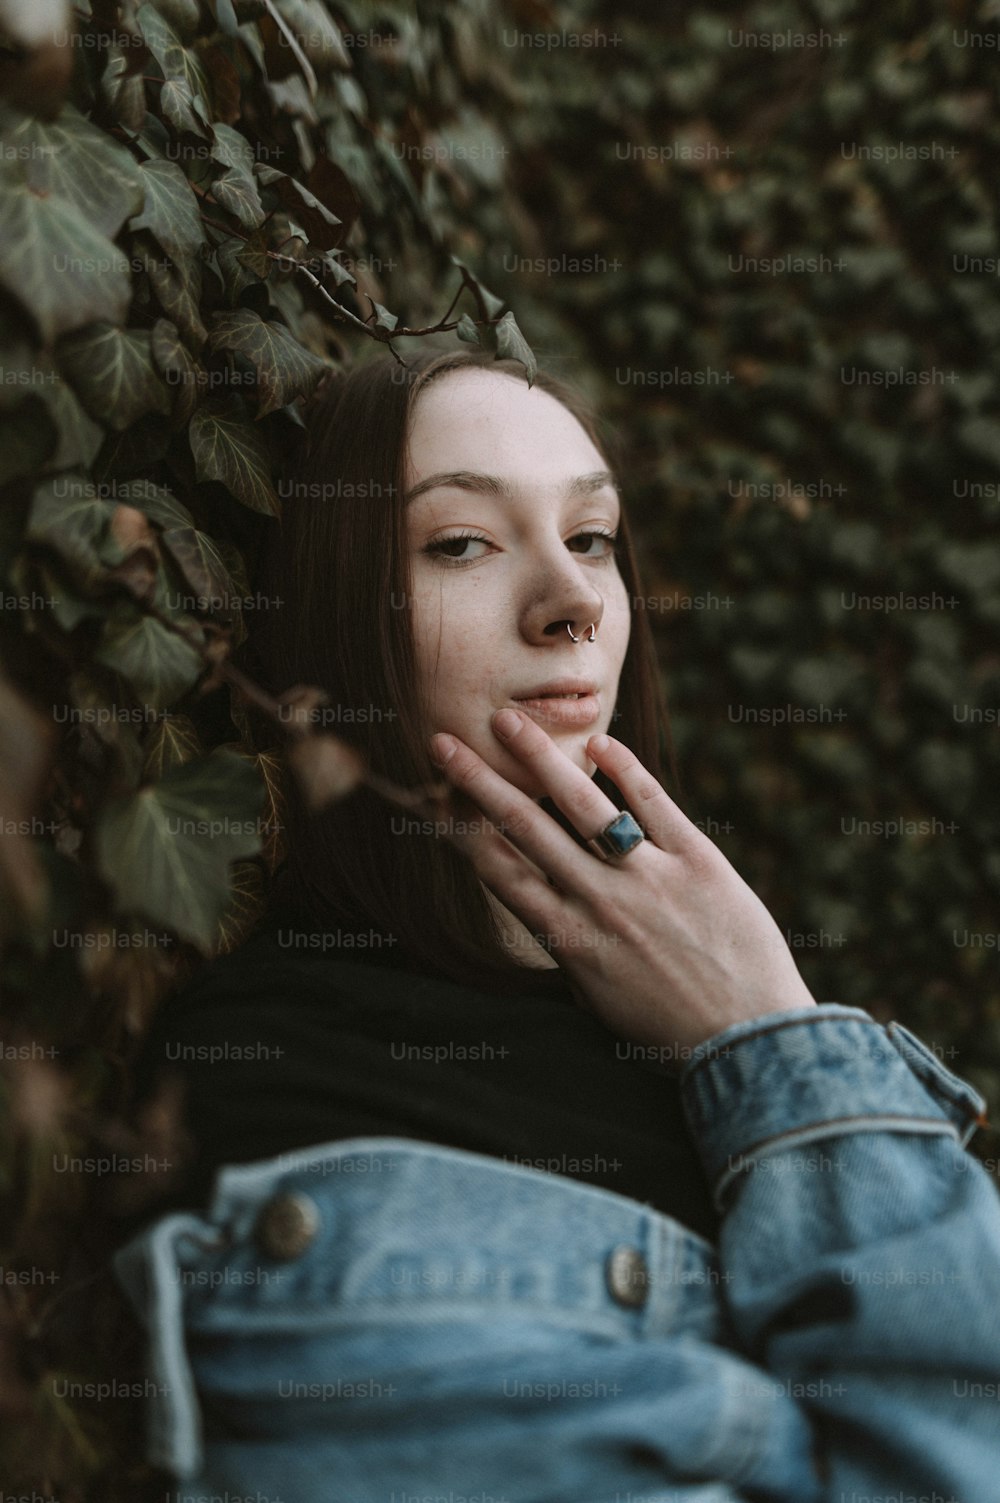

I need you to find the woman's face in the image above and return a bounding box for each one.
[404,368,631,799]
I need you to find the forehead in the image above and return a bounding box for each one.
[404,369,606,483]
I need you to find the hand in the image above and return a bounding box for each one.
[428,709,817,1070]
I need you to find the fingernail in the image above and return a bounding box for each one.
[589,733,610,753]
[492,708,523,740]
[429,733,457,767]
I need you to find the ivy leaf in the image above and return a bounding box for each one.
[215,233,262,300]
[189,392,280,514]
[451,258,506,320]
[159,77,212,137]
[150,0,201,42]
[129,159,207,263]
[209,124,266,229]
[26,477,117,589]
[494,311,537,387]
[100,43,149,134]
[44,378,105,471]
[95,594,205,711]
[256,164,342,250]
[137,3,212,127]
[135,229,207,349]
[0,175,132,341]
[206,308,328,415]
[111,479,194,532]
[234,228,273,281]
[141,712,202,779]
[94,748,265,952]
[456,313,480,344]
[150,316,202,424]
[368,300,398,333]
[5,103,146,238]
[161,524,239,613]
[57,323,173,431]
[224,743,286,873]
[216,858,266,954]
[320,248,355,287]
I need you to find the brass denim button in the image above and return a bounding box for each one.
[605,1244,649,1308]
[255,1191,320,1261]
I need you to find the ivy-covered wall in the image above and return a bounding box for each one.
[479,0,1000,1139]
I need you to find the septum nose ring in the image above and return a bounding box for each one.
[566,622,597,643]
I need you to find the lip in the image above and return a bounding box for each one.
[510,680,601,728]
[511,678,598,700]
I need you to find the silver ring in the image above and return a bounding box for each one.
[586,811,645,862]
[566,622,597,643]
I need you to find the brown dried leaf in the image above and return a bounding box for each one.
[286,734,364,812]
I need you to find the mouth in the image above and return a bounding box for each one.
[509,687,601,728]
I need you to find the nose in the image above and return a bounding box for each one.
[519,542,606,647]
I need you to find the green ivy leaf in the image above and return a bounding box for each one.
[137,3,212,128]
[210,124,266,229]
[94,748,265,951]
[368,300,398,333]
[26,477,117,588]
[150,317,202,424]
[0,175,133,341]
[100,44,149,134]
[94,595,205,710]
[4,103,145,238]
[135,230,207,349]
[207,308,327,415]
[456,313,480,344]
[57,323,173,431]
[161,524,238,611]
[40,373,105,470]
[130,159,207,263]
[494,311,537,387]
[159,77,212,137]
[189,392,280,514]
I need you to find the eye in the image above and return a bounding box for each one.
[568,528,620,558]
[423,530,493,564]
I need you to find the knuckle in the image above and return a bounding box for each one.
[632,773,665,806]
[451,751,488,790]
[573,786,607,824]
[499,803,533,841]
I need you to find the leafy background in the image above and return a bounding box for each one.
[0,0,998,1495]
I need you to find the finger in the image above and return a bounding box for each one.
[489,708,649,858]
[443,814,569,936]
[584,733,704,854]
[430,731,607,896]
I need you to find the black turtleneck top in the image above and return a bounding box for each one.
[125,904,721,1245]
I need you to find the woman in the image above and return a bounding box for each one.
[115,349,1000,1502]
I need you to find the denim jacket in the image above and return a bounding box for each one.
[114,1003,1000,1503]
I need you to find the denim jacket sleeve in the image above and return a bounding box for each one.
[679,1001,1000,1501]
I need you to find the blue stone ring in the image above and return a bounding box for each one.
[586,810,645,862]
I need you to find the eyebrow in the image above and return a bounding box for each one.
[404,469,620,505]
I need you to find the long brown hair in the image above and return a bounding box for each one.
[246,348,676,990]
